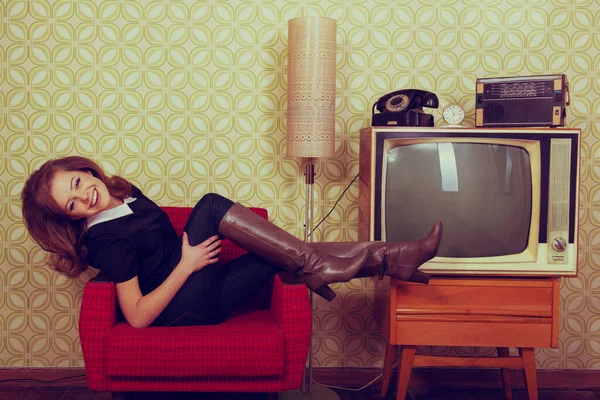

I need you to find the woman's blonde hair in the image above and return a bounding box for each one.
[21,156,132,277]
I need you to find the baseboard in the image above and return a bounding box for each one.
[0,368,88,388]
[0,367,599,390]
[311,367,600,390]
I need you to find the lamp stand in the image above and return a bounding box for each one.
[278,159,340,400]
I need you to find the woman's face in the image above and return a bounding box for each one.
[50,170,117,219]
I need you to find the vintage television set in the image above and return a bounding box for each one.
[359,126,581,276]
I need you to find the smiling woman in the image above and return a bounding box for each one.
[20,155,442,329]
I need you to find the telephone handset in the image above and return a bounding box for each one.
[372,89,439,127]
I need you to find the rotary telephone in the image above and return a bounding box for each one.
[372,89,439,127]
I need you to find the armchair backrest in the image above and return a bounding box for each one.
[160,206,268,266]
[161,206,194,236]
[161,206,268,236]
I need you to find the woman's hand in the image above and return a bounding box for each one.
[180,232,221,275]
[116,234,221,328]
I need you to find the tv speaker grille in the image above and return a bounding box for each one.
[548,139,571,231]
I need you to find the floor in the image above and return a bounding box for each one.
[1,387,600,400]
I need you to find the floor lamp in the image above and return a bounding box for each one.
[279,16,340,400]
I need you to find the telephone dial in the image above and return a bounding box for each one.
[372,89,439,127]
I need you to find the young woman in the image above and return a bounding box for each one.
[21,156,442,328]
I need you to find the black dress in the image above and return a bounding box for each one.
[83,186,182,296]
[83,189,280,326]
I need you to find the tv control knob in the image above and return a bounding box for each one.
[551,237,567,252]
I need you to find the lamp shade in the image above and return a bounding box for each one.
[286,17,337,158]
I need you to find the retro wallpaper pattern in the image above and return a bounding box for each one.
[0,0,598,369]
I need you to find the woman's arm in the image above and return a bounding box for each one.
[115,233,221,328]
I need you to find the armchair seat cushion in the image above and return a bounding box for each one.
[106,310,285,378]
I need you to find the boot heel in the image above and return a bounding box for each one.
[299,272,336,301]
[314,285,336,301]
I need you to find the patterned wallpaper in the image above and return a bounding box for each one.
[0,0,598,369]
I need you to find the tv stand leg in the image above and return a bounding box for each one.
[380,342,397,397]
[497,347,513,400]
[395,345,416,400]
[519,347,538,400]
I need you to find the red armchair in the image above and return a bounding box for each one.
[79,207,312,393]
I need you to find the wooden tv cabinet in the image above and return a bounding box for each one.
[380,276,560,400]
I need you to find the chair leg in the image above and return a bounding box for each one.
[519,347,539,400]
[111,393,134,400]
[381,342,398,397]
[396,345,416,400]
[497,347,513,400]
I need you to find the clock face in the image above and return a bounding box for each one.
[442,104,465,125]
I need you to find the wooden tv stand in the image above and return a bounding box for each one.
[380,276,560,400]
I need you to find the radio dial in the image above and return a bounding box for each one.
[551,237,567,252]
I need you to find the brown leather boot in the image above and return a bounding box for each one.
[218,203,370,301]
[308,222,443,284]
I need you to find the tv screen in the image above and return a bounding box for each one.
[384,142,532,258]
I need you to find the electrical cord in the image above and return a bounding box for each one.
[307,173,359,239]
[313,372,383,392]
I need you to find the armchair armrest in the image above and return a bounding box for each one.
[269,272,312,390]
[79,277,117,391]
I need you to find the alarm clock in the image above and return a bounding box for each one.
[442,103,466,127]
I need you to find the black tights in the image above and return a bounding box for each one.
[153,194,280,326]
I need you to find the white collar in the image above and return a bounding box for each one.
[86,197,137,229]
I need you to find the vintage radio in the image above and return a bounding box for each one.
[475,74,569,127]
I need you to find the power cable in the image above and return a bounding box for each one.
[307,173,359,239]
